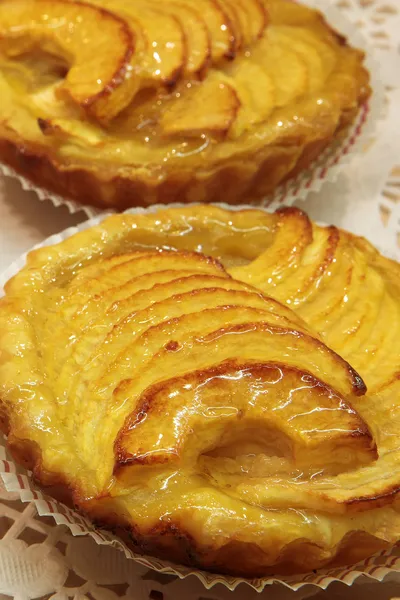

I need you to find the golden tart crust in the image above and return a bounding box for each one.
[1,205,400,577]
[0,0,370,210]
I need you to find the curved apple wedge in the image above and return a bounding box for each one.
[38,117,105,146]
[122,1,186,87]
[160,76,240,137]
[0,0,137,121]
[224,0,267,47]
[247,0,269,42]
[216,0,243,52]
[266,0,322,26]
[223,60,275,137]
[180,0,237,61]
[252,37,308,106]
[116,361,374,476]
[148,1,211,77]
[268,26,336,94]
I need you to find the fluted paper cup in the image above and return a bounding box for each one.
[0,1,384,218]
[1,203,400,593]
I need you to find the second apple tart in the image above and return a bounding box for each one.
[0,0,370,209]
[1,205,400,577]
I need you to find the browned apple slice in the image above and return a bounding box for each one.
[225,0,268,47]
[268,27,327,94]
[223,60,275,137]
[229,208,314,289]
[179,0,237,60]
[215,0,243,53]
[245,0,269,43]
[278,25,337,81]
[160,76,240,137]
[173,2,211,76]
[266,0,322,26]
[148,1,211,77]
[0,0,138,122]
[136,4,186,86]
[252,36,308,106]
[112,312,368,472]
[38,117,105,146]
[99,0,186,88]
[117,361,373,475]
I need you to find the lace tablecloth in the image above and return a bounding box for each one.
[1,1,400,598]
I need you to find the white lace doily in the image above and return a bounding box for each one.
[0,1,400,598]
[293,0,400,262]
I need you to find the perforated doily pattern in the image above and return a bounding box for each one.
[293,0,400,260]
[333,0,400,254]
[0,479,320,600]
[1,1,400,599]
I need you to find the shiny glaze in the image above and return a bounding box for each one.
[1,206,400,575]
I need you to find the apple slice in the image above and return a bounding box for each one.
[149,1,211,77]
[216,0,243,53]
[136,4,186,86]
[160,75,240,137]
[266,0,321,26]
[281,25,337,79]
[252,36,308,106]
[179,0,236,61]
[245,0,269,43]
[38,117,105,146]
[268,27,327,94]
[172,2,211,76]
[0,0,138,122]
[117,361,372,475]
[225,0,267,47]
[223,60,275,138]
[99,0,186,88]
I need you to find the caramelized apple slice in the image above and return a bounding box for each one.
[266,0,322,26]
[180,0,236,60]
[38,117,105,146]
[174,3,211,76]
[0,0,137,121]
[269,27,332,93]
[227,0,267,47]
[284,26,337,79]
[105,309,365,415]
[97,0,186,88]
[68,251,227,304]
[59,291,287,400]
[134,2,186,86]
[66,276,281,355]
[114,316,367,470]
[205,0,267,56]
[117,362,373,473]
[18,81,83,123]
[229,208,314,289]
[148,1,211,77]
[216,0,243,53]
[160,76,240,137]
[246,0,269,43]
[224,60,275,137]
[252,37,308,106]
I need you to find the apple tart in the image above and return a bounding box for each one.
[0,0,370,210]
[1,204,400,577]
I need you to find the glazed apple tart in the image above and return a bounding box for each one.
[1,205,400,577]
[0,0,370,210]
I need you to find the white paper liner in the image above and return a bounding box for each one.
[0,1,385,218]
[1,201,400,593]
